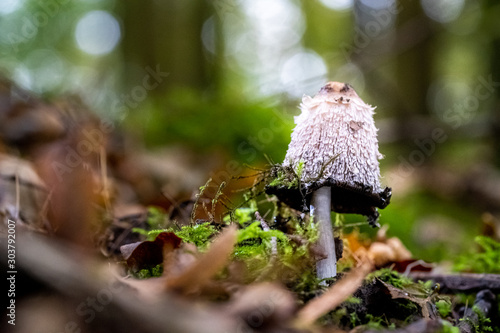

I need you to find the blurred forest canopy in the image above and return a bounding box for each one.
[2,0,500,261]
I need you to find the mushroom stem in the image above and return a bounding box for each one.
[310,186,337,282]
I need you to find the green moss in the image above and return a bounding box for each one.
[345,296,362,305]
[364,314,395,330]
[131,227,150,238]
[130,206,170,241]
[232,207,257,226]
[295,160,305,178]
[131,228,171,241]
[146,206,168,229]
[367,268,414,289]
[267,162,304,189]
[459,306,493,333]
[237,221,287,244]
[134,264,163,279]
[229,206,319,284]
[472,305,493,333]
[133,222,218,248]
[436,299,452,318]
[172,223,217,249]
[454,236,500,273]
[344,312,395,331]
[292,270,327,304]
[439,320,460,333]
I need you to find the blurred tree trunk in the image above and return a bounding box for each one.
[394,0,434,144]
[119,1,212,96]
[485,1,500,167]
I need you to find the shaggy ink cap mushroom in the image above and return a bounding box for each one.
[267,82,391,227]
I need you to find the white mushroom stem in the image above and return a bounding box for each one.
[310,186,337,282]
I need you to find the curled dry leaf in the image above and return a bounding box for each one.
[120,232,182,271]
[366,237,412,268]
[294,257,374,328]
[348,232,412,269]
[376,279,438,320]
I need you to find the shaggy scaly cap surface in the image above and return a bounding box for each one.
[284,82,383,192]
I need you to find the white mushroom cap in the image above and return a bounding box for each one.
[267,82,391,226]
[284,82,383,192]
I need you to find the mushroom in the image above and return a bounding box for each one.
[267,82,391,281]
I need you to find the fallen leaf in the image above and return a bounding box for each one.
[120,232,182,270]
[376,279,438,320]
[357,236,412,268]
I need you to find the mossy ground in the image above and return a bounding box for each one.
[126,185,500,332]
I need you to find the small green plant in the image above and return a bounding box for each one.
[345,296,362,305]
[459,306,493,333]
[473,306,494,333]
[436,299,452,318]
[175,222,217,249]
[224,205,257,226]
[364,314,394,330]
[439,320,460,333]
[133,222,218,248]
[132,228,170,241]
[295,160,305,179]
[268,161,304,189]
[146,206,169,229]
[454,236,500,273]
[134,264,163,279]
[367,268,414,289]
[131,206,169,240]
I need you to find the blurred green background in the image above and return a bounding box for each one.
[2,0,500,263]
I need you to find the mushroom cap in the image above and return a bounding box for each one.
[266,82,391,225]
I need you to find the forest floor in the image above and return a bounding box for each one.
[1,78,500,333]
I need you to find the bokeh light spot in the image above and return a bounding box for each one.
[421,0,465,23]
[0,0,24,15]
[280,50,328,98]
[359,0,396,10]
[75,10,121,56]
[201,16,215,54]
[318,0,353,11]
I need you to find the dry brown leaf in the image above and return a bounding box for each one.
[367,242,397,267]
[376,279,438,320]
[386,237,412,262]
[224,282,297,331]
[0,153,48,230]
[366,237,412,268]
[295,258,374,328]
[165,224,237,294]
[120,232,182,270]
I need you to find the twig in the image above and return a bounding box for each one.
[403,260,435,276]
[100,145,112,214]
[191,178,212,223]
[211,181,226,221]
[409,272,500,293]
[14,171,20,220]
